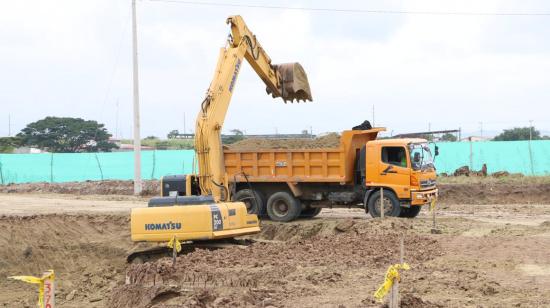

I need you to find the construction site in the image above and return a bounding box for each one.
[0,176,549,307]
[2,1,550,307]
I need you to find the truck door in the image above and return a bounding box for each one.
[378,146,411,199]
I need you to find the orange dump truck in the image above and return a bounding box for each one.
[223,128,438,221]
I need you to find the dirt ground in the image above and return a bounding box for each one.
[0,181,550,308]
[2,180,550,206]
[0,186,549,308]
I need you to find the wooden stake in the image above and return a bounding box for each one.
[389,236,404,308]
[380,188,385,219]
[172,241,177,268]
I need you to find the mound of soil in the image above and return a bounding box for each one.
[227,133,341,151]
[438,183,550,204]
[0,180,159,196]
[111,219,441,308]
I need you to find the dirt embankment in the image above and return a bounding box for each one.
[227,133,341,151]
[438,183,550,205]
[0,214,132,307]
[110,218,441,308]
[2,180,550,205]
[0,180,159,196]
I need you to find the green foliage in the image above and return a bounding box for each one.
[493,127,541,141]
[0,137,22,153]
[145,136,158,140]
[17,117,118,153]
[440,133,457,142]
[167,130,180,139]
[120,138,194,149]
[223,129,245,144]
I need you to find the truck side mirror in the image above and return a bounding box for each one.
[414,152,421,162]
[435,145,439,156]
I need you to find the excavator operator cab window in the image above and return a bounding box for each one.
[381,146,407,168]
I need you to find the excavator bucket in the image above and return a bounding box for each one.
[270,63,313,102]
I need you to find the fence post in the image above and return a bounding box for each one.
[50,153,54,183]
[94,153,104,181]
[151,150,156,180]
[0,160,4,185]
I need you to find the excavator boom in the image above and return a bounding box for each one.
[130,15,312,247]
[195,15,313,201]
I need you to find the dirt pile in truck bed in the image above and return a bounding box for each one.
[227,133,341,151]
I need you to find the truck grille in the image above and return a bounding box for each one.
[420,179,436,188]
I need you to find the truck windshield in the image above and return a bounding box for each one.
[409,143,434,171]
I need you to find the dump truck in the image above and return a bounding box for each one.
[222,127,438,221]
[161,127,438,222]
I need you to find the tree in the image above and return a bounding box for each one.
[167,130,180,139]
[493,127,541,141]
[17,117,118,153]
[223,129,245,144]
[0,137,22,153]
[440,133,457,142]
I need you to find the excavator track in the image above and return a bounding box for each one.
[127,238,254,264]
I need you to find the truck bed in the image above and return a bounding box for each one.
[223,128,385,184]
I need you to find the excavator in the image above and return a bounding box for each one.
[128,16,312,260]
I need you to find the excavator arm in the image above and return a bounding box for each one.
[195,15,313,201]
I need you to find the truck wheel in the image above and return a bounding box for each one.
[367,190,401,218]
[400,206,422,218]
[233,189,265,216]
[300,207,322,219]
[266,192,302,222]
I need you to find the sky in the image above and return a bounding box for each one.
[1,0,550,139]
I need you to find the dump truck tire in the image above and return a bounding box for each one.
[266,192,302,222]
[300,207,322,219]
[367,190,401,218]
[233,189,265,216]
[400,205,422,218]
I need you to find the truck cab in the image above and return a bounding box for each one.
[362,138,438,217]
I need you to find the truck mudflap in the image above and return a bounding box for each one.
[410,188,438,206]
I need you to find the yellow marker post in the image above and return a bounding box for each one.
[373,263,410,303]
[9,270,55,308]
[167,235,182,267]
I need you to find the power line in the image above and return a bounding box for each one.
[149,0,550,16]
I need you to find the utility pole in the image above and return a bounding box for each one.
[8,114,11,137]
[115,99,119,139]
[372,105,375,127]
[132,0,142,195]
[183,112,186,135]
[528,120,534,175]
[479,121,483,138]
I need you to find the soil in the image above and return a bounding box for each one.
[2,180,550,206]
[227,133,341,150]
[0,180,160,196]
[1,192,550,307]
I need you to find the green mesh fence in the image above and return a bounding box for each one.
[0,141,549,184]
[431,140,550,176]
[0,150,194,184]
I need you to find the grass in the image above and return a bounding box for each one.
[437,175,550,185]
[120,139,194,150]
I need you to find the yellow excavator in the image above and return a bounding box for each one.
[129,15,312,258]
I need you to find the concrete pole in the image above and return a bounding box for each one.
[132,0,142,195]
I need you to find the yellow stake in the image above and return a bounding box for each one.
[9,270,55,308]
[373,263,410,302]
